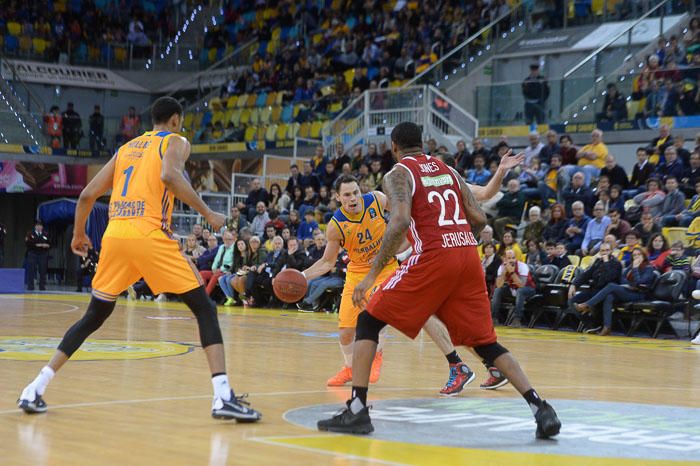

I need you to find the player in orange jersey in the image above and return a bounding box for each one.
[17,97,261,422]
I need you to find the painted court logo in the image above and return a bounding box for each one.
[285,398,700,462]
[0,336,192,361]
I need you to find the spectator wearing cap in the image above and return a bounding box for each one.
[521,63,549,125]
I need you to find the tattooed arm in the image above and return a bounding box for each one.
[351,167,412,308]
[450,167,487,236]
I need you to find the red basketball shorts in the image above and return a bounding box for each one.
[366,246,497,348]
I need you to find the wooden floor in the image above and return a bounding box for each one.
[1,294,700,466]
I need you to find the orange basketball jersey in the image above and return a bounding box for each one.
[330,192,396,274]
[109,131,177,233]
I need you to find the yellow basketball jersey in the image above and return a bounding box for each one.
[330,192,396,274]
[109,131,177,234]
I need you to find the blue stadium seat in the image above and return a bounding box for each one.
[201,111,213,127]
[257,41,268,55]
[255,92,267,107]
[368,67,379,80]
[281,104,293,123]
[4,35,18,53]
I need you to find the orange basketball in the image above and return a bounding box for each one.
[273,269,308,303]
[231,274,246,294]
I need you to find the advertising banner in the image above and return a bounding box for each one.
[0,160,87,195]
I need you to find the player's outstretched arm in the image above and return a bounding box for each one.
[71,154,117,256]
[302,224,342,281]
[161,136,224,230]
[452,168,487,236]
[468,150,524,201]
[352,167,413,308]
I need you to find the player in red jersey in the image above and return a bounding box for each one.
[317,122,561,439]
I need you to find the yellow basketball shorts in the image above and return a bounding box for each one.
[91,221,202,301]
[338,265,398,328]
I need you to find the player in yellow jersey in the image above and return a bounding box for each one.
[17,97,261,422]
[302,152,524,391]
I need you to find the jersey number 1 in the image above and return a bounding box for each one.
[428,189,468,226]
[121,165,134,196]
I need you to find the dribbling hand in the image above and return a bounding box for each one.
[71,232,92,258]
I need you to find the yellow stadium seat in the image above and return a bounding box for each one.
[226,95,237,108]
[19,35,32,53]
[244,126,257,142]
[298,122,311,138]
[275,92,284,105]
[329,101,343,113]
[310,121,323,138]
[292,104,301,118]
[209,97,223,111]
[265,92,277,106]
[229,108,242,126]
[7,22,21,36]
[224,109,233,125]
[249,108,260,125]
[579,256,596,270]
[259,107,271,124]
[662,227,690,247]
[256,126,266,140]
[266,124,278,142]
[246,94,257,107]
[236,94,248,108]
[240,108,251,125]
[270,106,282,123]
[568,256,581,267]
[312,33,323,45]
[193,112,204,128]
[33,38,48,55]
[287,122,300,140]
[276,123,288,141]
[88,45,100,61]
[115,47,127,63]
[211,111,224,125]
[183,113,194,129]
[343,68,355,87]
[54,1,67,12]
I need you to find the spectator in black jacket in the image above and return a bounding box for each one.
[568,242,622,332]
[62,102,82,149]
[25,221,50,291]
[626,147,655,198]
[251,236,288,306]
[493,179,525,239]
[282,237,309,271]
[543,203,568,243]
[245,178,269,220]
[599,155,629,189]
[319,160,338,190]
[596,83,628,122]
[88,105,104,155]
[538,130,560,166]
[285,164,301,195]
[656,146,685,181]
[549,243,572,269]
[522,63,549,125]
[682,151,700,196]
[563,172,593,216]
[299,160,321,193]
[481,241,502,295]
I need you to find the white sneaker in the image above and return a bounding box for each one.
[17,385,47,414]
[692,290,700,300]
[692,334,700,345]
[155,294,167,303]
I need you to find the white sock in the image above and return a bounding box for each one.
[33,366,55,396]
[349,397,365,414]
[212,374,232,401]
[340,342,354,368]
[377,327,388,353]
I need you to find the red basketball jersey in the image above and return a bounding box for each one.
[394,154,478,253]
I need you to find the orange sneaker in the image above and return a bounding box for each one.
[369,351,383,384]
[327,366,353,386]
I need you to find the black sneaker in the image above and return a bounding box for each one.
[296,301,316,313]
[317,400,374,434]
[535,401,561,439]
[211,392,262,422]
[17,388,47,414]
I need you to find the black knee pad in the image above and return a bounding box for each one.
[474,342,509,366]
[354,311,386,343]
[58,297,115,357]
[181,286,223,348]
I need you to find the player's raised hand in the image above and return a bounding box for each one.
[71,232,92,258]
[206,211,226,231]
[498,150,525,170]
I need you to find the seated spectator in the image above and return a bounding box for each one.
[558,134,578,167]
[633,212,661,246]
[609,185,625,213]
[202,230,236,296]
[285,164,301,195]
[549,242,572,269]
[249,236,288,307]
[245,178,269,220]
[519,157,545,198]
[196,236,221,275]
[366,159,384,191]
[287,210,301,236]
[565,201,590,253]
[297,210,319,241]
[596,83,628,122]
[632,178,666,218]
[192,223,206,247]
[263,225,278,253]
[493,179,525,239]
[538,130,560,166]
[538,154,563,205]
[575,247,655,336]
[673,135,691,167]
[648,124,673,165]
[605,208,631,242]
[454,140,472,172]
[522,206,546,246]
[574,129,608,186]
[599,155,629,189]
[226,206,249,233]
[491,249,536,327]
[242,236,266,306]
[299,185,319,218]
[563,172,593,216]
[523,132,545,166]
[497,230,525,262]
[218,239,250,306]
[628,147,655,195]
[478,225,499,259]
[582,201,611,255]
[250,202,271,238]
[568,242,622,333]
[183,234,206,259]
[658,176,686,225]
[320,161,338,191]
[648,233,671,266]
[659,241,691,275]
[682,152,700,196]
[525,239,547,268]
[289,186,304,213]
[298,250,346,311]
[466,154,492,186]
[482,241,502,295]
[283,237,310,271]
[656,147,685,181]
[618,231,643,267]
[603,234,621,257]
[269,183,291,214]
[300,161,321,193]
[543,203,568,243]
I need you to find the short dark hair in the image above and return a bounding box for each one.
[609,208,621,216]
[559,135,571,143]
[151,97,182,124]
[334,174,360,192]
[666,175,678,183]
[290,164,298,170]
[545,241,556,248]
[390,122,422,150]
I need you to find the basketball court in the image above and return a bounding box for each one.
[1,293,699,465]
